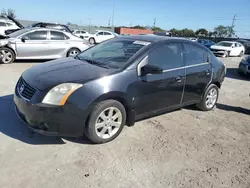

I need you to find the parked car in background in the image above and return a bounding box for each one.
[72,29,89,39]
[238,56,250,77]
[237,39,250,54]
[187,37,198,42]
[0,27,90,64]
[0,17,20,36]
[84,30,117,44]
[210,41,245,57]
[14,35,226,143]
[198,39,215,48]
[4,16,72,35]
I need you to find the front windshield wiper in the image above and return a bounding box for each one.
[77,57,110,69]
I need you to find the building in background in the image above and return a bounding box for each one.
[115,27,153,35]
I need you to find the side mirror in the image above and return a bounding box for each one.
[141,64,163,76]
[21,36,29,42]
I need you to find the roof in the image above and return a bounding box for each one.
[22,27,70,33]
[118,35,187,43]
[220,41,236,43]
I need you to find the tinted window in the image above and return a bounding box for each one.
[98,32,104,35]
[24,31,47,40]
[50,31,69,40]
[6,23,13,26]
[184,43,205,66]
[75,31,80,34]
[148,43,184,70]
[0,22,6,26]
[80,31,86,34]
[104,32,112,35]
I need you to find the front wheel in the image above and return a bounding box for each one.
[66,48,80,57]
[196,84,219,111]
[85,100,126,144]
[89,38,95,45]
[0,47,15,64]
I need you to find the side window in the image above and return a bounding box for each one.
[148,43,184,70]
[23,31,47,40]
[236,43,241,47]
[75,31,80,34]
[81,31,86,34]
[98,32,104,35]
[184,43,205,66]
[0,22,6,26]
[50,31,69,40]
[104,32,112,35]
[6,23,13,26]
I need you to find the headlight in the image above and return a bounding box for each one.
[42,83,83,105]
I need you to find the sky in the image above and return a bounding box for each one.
[1,0,250,38]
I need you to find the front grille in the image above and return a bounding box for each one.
[211,49,224,52]
[17,77,37,100]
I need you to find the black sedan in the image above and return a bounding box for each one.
[14,36,226,143]
[238,56,250,77]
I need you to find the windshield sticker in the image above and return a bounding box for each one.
[133,41,151,46]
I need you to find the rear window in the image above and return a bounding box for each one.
[77,40,148,69]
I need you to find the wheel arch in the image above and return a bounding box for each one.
[87,92,135,127]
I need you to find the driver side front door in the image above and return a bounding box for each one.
[15,30,49,58]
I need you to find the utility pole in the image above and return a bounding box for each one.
[230,14,236,37]
[88,18,91,33]
[108,18,111,27]
[153,18,156,28]
[129,21,132,28]
[111,4,114,30]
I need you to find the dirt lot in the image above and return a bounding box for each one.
[0,57,249,188]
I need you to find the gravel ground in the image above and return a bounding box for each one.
[0,57,249,188]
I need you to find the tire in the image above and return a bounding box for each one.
[238,70,245,77]
[239,51,244,57]
[196,84,219,111]
[85,100,126,144]
[222,51,229,58]
[0,47,15,64]
[66,48,81,57]
[89,38,95,45]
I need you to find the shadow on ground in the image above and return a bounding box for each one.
[226,68,250,81]
[217,103,250,115]
[0,94,92,145]
[14,59,52,63]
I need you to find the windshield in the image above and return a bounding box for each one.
[77,39,147,69]
[8,28,30,38]
[216,42,233,47]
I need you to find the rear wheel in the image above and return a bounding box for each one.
[196,84,219,111]
[239,51,244,57]
[85,100,126,144]
[89,38,95,45]
[0,47,15,64]
[66,48,80,57]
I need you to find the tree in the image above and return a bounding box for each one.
[213,25,235,38]
[0,9,16,18]
[132,25,146,29]
[195,28,208,37]
[170,28,179,36]
[180,28,195,37]
[151,26,165,32]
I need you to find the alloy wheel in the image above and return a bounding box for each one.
[206,88,217,109]
[1,49,13,64]
[95,107,122,139]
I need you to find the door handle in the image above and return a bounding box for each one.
[206,69,210,76]
[175,76,182,82]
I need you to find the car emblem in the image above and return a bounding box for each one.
[19,84,25,94]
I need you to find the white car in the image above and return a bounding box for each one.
[84,30,116,44]
[0,19,20,36]
[210,41,245,57]
[72,29,89,39]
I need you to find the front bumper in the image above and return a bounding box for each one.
[14,88,88,137]
[211,49,227,56]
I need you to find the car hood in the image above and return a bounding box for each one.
[210,45,231,50]
[22,57,117,91]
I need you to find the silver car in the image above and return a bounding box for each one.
[0,27,90,64]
